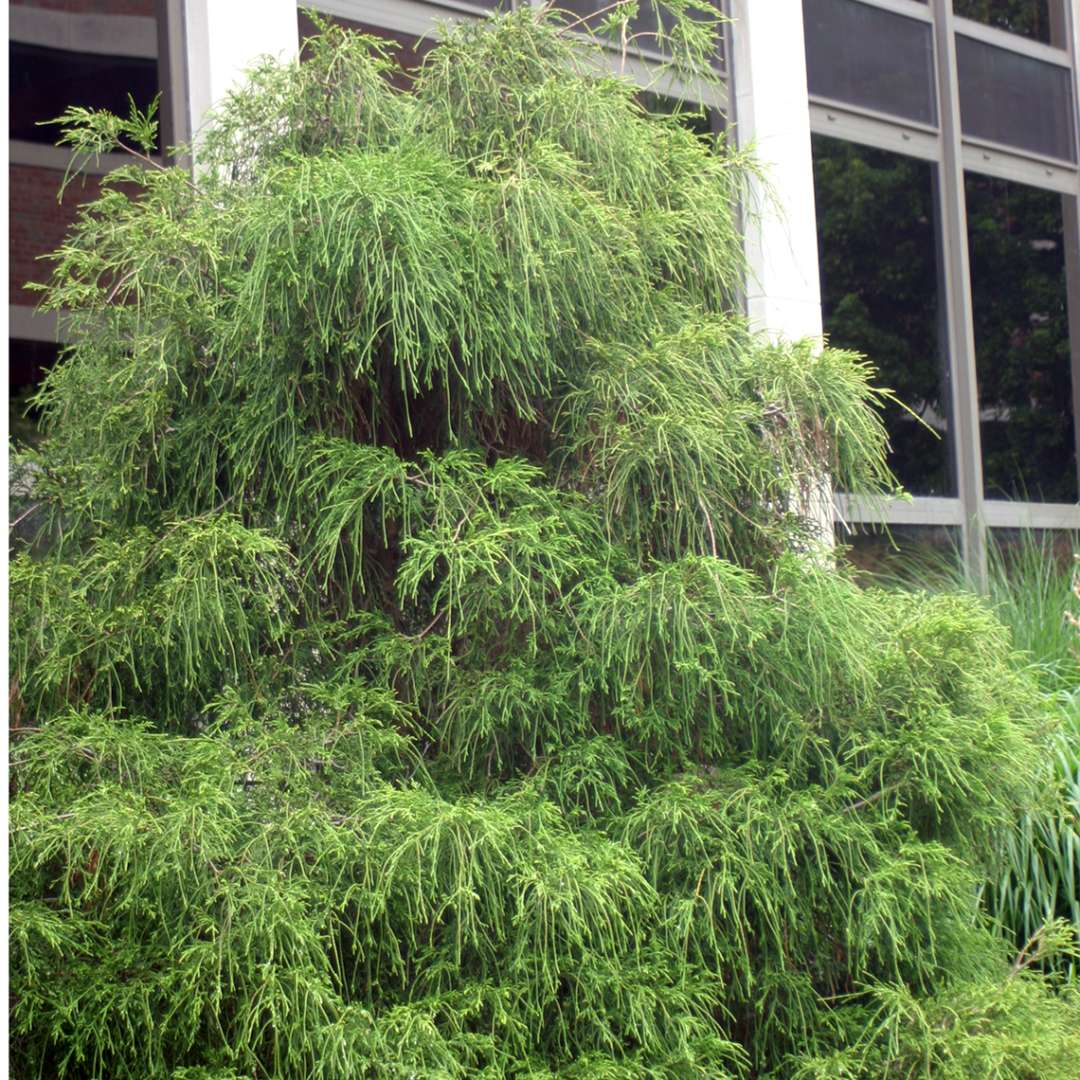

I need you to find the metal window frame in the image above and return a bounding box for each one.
[806,0,1080,582]
[953,13,1072,64]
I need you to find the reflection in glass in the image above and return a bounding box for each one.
[956,35,1076,163]
[965,174,1077,502]
[952,0,1052,44]
[812,135,954,496]
[803,0,937,125]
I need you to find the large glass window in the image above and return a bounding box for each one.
[956,35,1076,162]
[965,174,1078,502]
[813,134,954,496]
[952,0,1053,44]
[803,0,937,125]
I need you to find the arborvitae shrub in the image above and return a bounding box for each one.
[10,8,1080,1078]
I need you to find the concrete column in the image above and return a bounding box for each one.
[176,0,299,148]
[728,0,831,537]
[728,0,823,343]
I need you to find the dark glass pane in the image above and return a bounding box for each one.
[965,173,1077,502]
[558,1,725,68]
[803,0,937,125]
[9,41,159,148]
[956,35,1075,162]
[638,90,725,139]
[813,135,954,496]
[952,0,1052,44]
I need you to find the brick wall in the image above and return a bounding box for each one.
[11,0,156,16]
[9,165,108,306]
[10,0,158,309]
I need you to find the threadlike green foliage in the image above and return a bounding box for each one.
[869,530,1080,982]
[11,8,1080,1077]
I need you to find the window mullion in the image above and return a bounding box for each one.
[930,0,987,586]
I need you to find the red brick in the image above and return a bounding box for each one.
[11,0,156,16]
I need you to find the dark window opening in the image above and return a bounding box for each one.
[9,40,159,150]
[637,90,725,141]
[839,523,962,585]
[9,338,61,448]
[297,12,436,90]
[557,1,726,69]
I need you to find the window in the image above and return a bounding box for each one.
[813,135,954,496]
[638,91,725,139]
[803,0,937,125]
[952,0,1053,44]
[839,523,962,583]
[956,35,1076,162]
[9,41,159,148]
[9,339,61,448]
[965,174,1078,502]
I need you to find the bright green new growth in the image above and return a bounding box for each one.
[11,7,1080,1077]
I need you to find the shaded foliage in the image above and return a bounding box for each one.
[10,7,1080,1078]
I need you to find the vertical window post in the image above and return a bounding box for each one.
[931,0,987,587]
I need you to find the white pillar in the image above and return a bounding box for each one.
[729,1,831,535]
[179,0,299,143]
[729,0,822,341]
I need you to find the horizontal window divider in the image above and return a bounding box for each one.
[304,0,477,38]
[809,100,940,159]
[9,7,158,59]
[982,500,1080,530]
[9,306,65,345]
[836,493,1080,531]
[808,94,940,136]
[852,0,933,23]
[953,16,1073,67]
[835,493,964,526]
[961,137,1078,188]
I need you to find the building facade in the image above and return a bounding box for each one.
[9,0,1080,577]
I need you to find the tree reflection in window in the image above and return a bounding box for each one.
[952,0,1052,45]
[812,134,954,496]
[966,173,1077,502]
